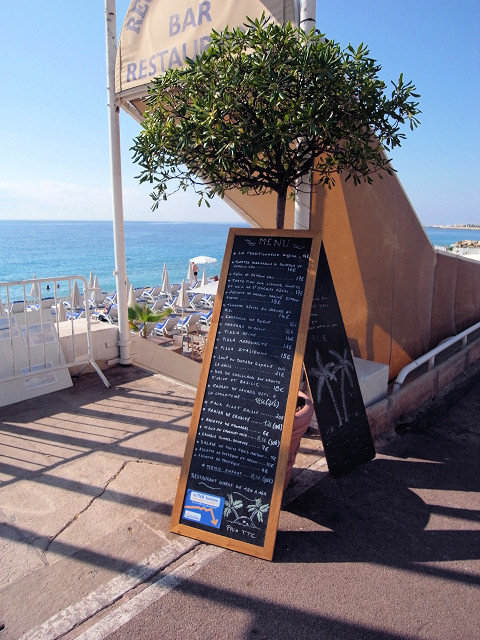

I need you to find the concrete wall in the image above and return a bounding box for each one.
[225,166,480,381]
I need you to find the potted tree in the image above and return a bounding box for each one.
[131,15,419,482]
[284,390,315,490]
[132,14,420,229]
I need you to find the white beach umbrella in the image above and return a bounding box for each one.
[189,256,217,265]
[71,280,83,310]
[88,270,95,289]
[30,274,40,300]
[162,262,167,279]
[161,267,172,297]
[177,279,191,320]
[56,302,67,322]
[128,284,136,308]
[0,298,6,316]
[91,275,103,305]
[192,281,219,295]
[201,267,207,287]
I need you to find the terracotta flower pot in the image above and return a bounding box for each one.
[284,391,315,490]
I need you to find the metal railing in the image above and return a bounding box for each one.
[0,276,110,389]
[393,320,480,392]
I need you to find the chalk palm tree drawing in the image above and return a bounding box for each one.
[224,494,243,520]
[330,349,355,423]
[308,349,343,425]
[247,498,270,524]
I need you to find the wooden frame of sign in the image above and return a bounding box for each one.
[171,228,322,560]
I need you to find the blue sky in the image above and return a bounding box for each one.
[0,1,478,225]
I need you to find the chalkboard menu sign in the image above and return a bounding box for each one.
[171,229,322,560]
[304,245,375,477]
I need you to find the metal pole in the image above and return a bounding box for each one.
[294,0,317,230]
[105,0,131,365]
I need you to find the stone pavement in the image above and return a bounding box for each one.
[0,363,479,639]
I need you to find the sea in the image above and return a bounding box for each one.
[1,220,479,302]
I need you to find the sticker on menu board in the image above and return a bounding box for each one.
[182,489,225,529]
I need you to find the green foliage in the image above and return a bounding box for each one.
[132,14,420,228]
[128,303,172,338]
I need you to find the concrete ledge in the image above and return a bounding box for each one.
[58,319,119,375]
[130,335,201,387]
[366,336,480,437]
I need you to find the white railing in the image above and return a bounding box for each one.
[0,275,109,389]
[393,320,480,392]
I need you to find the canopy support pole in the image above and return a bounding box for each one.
[294,0,316,231]
[105,0,131,365]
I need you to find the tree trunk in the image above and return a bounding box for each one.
[276,189,287,229]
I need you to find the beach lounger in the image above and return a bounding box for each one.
[199,309,213,327]
[165,295,179,311]
[94,303,118,323]
[189,293,205,310]
[150,296,168,311]
[66,309,85,320]
[202,294,215,309]
[153,315,179,337]
[104,292,117,306]
[7,301,26,313]
[179,313,202,335]
[140,285,163,302]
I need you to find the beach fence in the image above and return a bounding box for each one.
[0,275,109,407]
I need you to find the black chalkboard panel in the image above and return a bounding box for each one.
[304,245,375,478]
[171,229,322,560]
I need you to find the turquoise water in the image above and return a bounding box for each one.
[1,220,478,301]
[0,220,246,300]
[423,226,480,248]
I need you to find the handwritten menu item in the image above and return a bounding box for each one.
[304,245,375,478]
[171,229,322,560]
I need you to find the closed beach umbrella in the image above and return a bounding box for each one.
[161,267,172,297]
[71,280,83,310]
[88,270,95,289]
[56,302,67,322]
[128,284,136,308]
[200,267,207,286]
[91,275,103,305]
[30,274,40,299]
[0,298,6,316]
[177,279,190,320]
